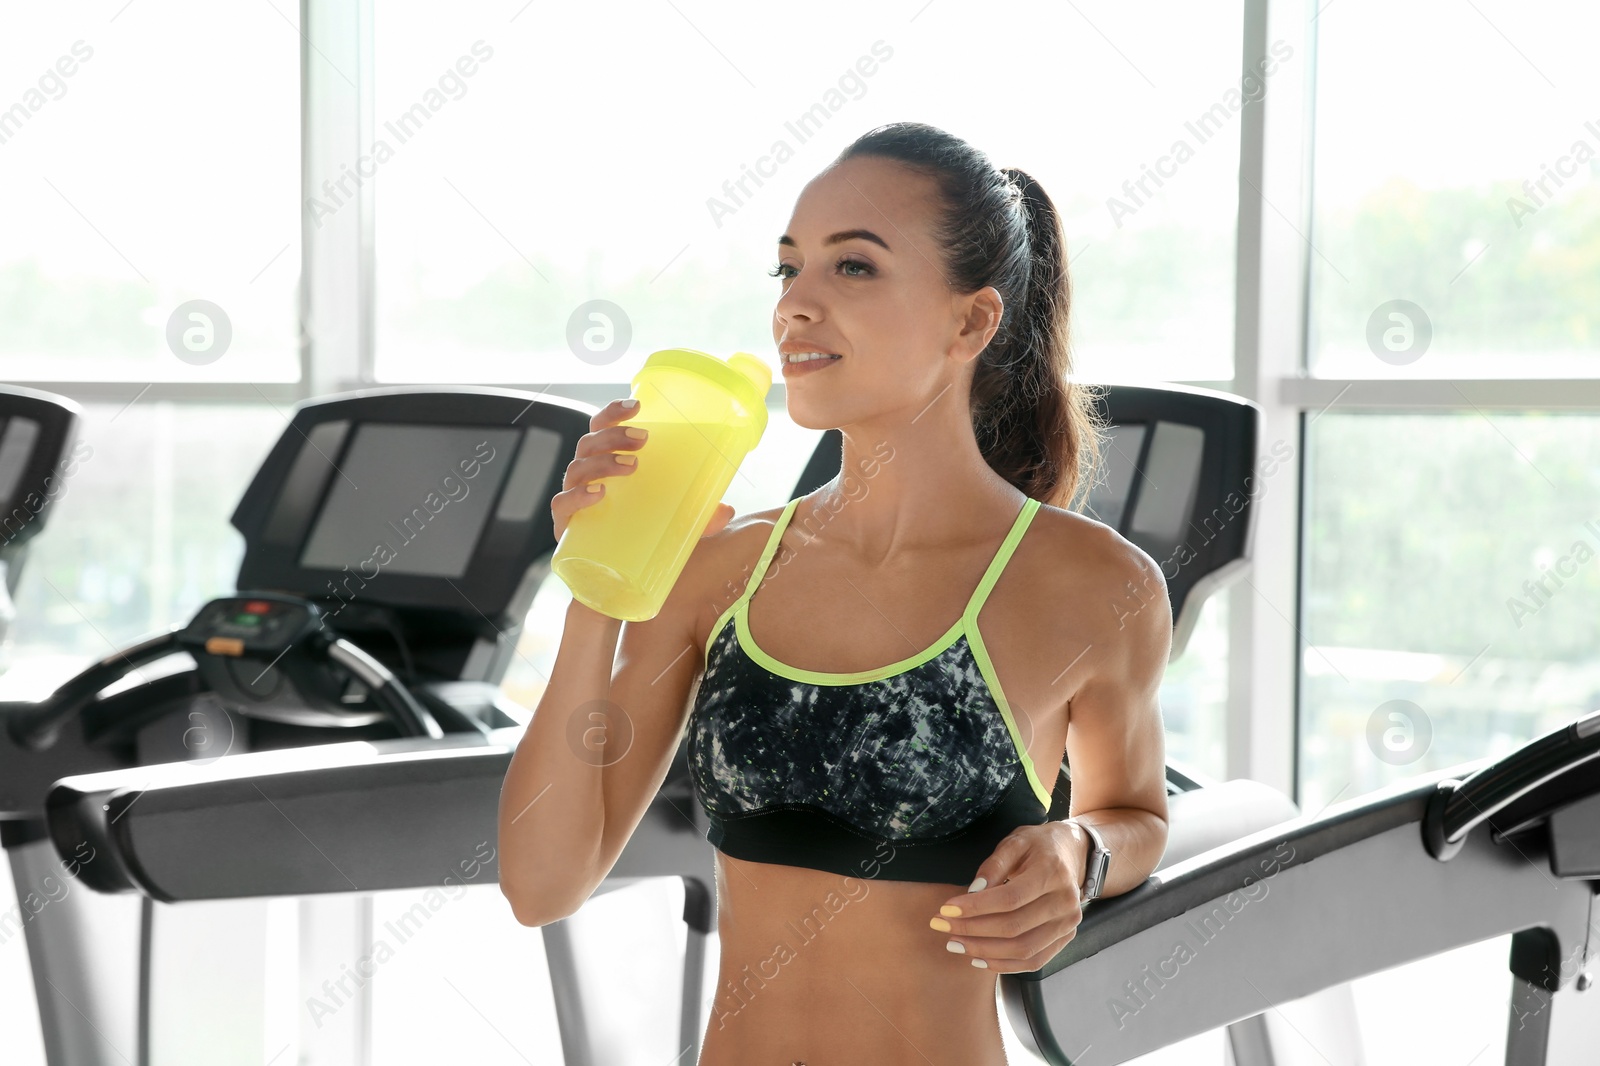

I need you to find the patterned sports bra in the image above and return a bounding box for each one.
[687,494,1054,885]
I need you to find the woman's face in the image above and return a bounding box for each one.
[771,156,1000,430]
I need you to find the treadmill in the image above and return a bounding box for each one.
[0,383,89,826]
[0,385,91,1057]
[2,386,597,1065]
[1006,709,1600,1063]
[0,385,82,677]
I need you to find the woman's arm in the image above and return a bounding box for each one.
[926,523,1175,973]
[1058,539,1173,898]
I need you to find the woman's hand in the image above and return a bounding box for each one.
[928,821,1089,973]
[553,398,734,541]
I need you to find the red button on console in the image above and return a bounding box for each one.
[244,600,272,614]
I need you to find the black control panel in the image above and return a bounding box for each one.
[173,592,353,720]
[177,594,322,660]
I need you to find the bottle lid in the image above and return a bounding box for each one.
[636,349,773,415]
[727,351,772,399]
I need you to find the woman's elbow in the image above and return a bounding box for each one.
[500,876,572,928]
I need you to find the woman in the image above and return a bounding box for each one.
[499,121,1172,1065]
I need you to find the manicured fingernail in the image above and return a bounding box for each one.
[945,940,965,954]
[929,917,951,932]
[586,484,602,493]
[940,905,962,917]
[625,427,648,440]
[620,398,638,409]
[968,878,986,892]
[971,958,988,969]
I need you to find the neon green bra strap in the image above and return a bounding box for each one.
[703,498,803,667]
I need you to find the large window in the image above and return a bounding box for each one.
[0,2,301,382]
[1,8,302,1062]
[1300,411,1600,811]
[371,2,1246,386]
[0,403,282,700]
[1292,8,1600,1053]
[1298,0,1600,807]
[1307,0,1600,379]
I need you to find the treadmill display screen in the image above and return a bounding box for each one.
[1129,421,1204,544]
[298,423,522,579]
[1084,423,1146,530]
[0,416,40,512]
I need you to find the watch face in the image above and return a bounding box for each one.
[1075,821,1110,900]
[1083,851,1110,900]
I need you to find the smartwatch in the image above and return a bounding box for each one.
[1073,819,1111,904]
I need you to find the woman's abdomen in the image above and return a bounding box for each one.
[698,852,1008,1065]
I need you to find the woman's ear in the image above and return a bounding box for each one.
[953,286,1005,362]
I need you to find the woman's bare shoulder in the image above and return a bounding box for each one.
[676,503,792,638]
[1030,502,1168,604]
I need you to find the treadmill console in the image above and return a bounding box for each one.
[179,594,322,659]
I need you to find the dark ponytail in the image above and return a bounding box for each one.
[834,123,1103,511]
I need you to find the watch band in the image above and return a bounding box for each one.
[1073,819,1111,903]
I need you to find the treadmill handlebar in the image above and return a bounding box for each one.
[3,616,445,753]
[3,627,184,751]
[1424,706,1600,861]
[326,639,443,740]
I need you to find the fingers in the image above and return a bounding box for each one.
[934,879,1083,968]
[554,399,729,544]
[701,501,735,539]
[563,399,647,491]
[568,399,647,484]
[939,824,1077,921]
[940,890,1073,943]
[943,867,1036,922]
[587,396,639,435]
[553,398,647,537]
[965,929,1079,975]
[939,894,1081,970]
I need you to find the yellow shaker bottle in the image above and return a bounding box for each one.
[551,348,772,621]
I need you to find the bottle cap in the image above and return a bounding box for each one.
[727,352,772,399]
[635,349,773,416]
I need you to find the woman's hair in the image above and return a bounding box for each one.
[833,122,1104,512]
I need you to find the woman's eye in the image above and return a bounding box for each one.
[767,258,873,280]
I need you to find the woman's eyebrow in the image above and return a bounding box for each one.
[777,229,892,252]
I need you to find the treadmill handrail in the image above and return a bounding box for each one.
[3,627,183,750]
[1430,707,1600,857]
[1019,768,1461,982]
[327,638,443,739]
